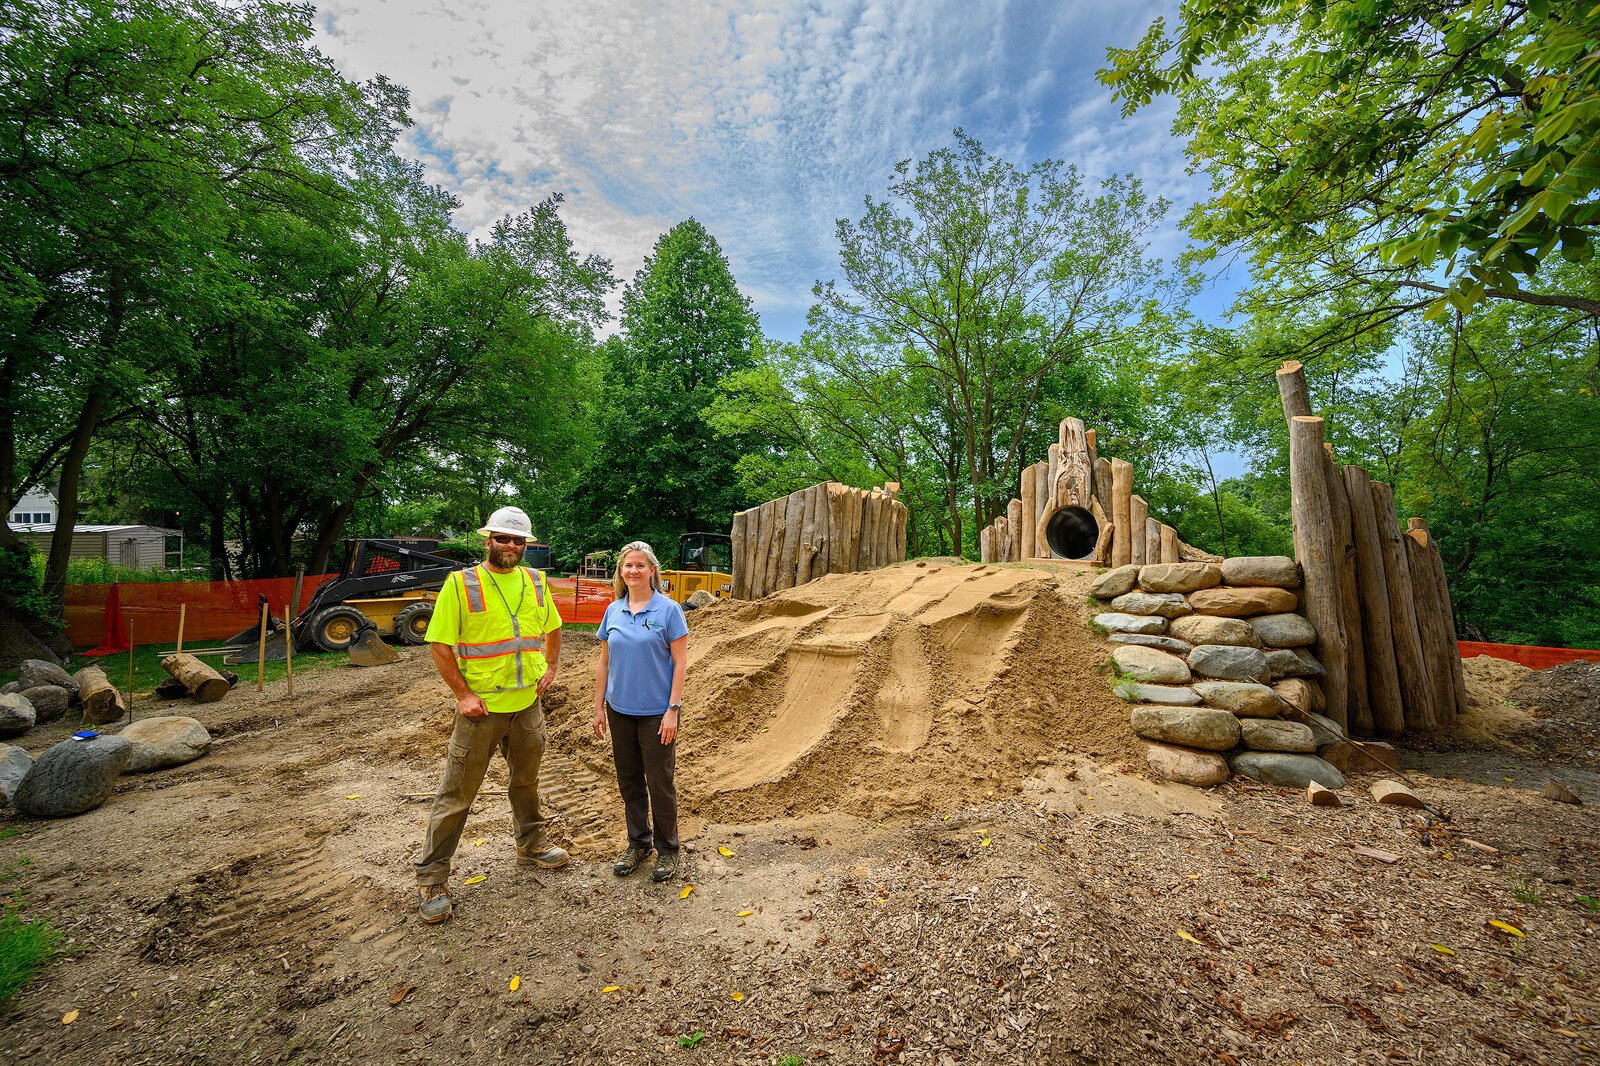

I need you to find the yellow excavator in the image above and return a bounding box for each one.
[659,532,733,605]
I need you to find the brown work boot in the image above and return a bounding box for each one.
[417,883,452,924]
[517,844,571,870]
[651,850,680,883]
[613,845,652,877]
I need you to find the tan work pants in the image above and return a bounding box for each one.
[414,699,548,886]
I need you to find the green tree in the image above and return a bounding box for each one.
[563,220,760,557]
[1100,0,1600,344]
[804,131,1177,554]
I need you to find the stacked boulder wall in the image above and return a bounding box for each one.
[551,563,1144,822]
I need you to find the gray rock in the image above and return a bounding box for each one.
[0,694,36,739]
[18,660,78,701]
[1239,718,1318,752]
[1109,591,1193,618]
[1138,563,1222,594]
[1250,613,1317,648]
[1194,681,1282,717]
[0,744,32,806]
[1112,645,1192,684]
[1094,612,1167,635]
[1170,615,1260,648]
[1301,710,1344,747]
[1267,647,1325,679]
[13,735,133,817]
[1229,751,1345,790]
[1220,556,1301,588]
[0,681,20,695]
[1188,644,1271,683]
[683,589,716,609]
[119,716,212,773]
[1091,565,1141,599]
[1108,633,1193,654]
[1130,707,1242,751]
[19,685,70,724]
[1114,681,1202,706]
[1145,742,1230,787]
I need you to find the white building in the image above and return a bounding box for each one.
[10,486,57,525]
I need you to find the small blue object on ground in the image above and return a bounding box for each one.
[72,730,99,741]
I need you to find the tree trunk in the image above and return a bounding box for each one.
[1371,482,1437,730]
[1407,519,1467,727]
[1404,528,1456,731]
[1323,449,1371,734]
[1343,466,1406,736]
[1288,416,1349,728]
[159,651,230,703]
[1276,360,1312,420]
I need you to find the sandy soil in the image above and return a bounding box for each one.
[1,561,1598,1064]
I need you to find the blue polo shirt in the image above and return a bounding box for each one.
[598,591,689,716]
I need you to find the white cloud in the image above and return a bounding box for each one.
[315,0,1202,337]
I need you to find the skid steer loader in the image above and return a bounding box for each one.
[225,539,465,664]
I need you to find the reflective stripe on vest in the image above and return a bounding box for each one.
[454,565,550,695]
[460,565,545,613]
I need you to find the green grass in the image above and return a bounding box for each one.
[0,892,61,1011]
[1,643,349,698]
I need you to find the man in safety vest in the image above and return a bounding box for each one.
[415,505,568,923]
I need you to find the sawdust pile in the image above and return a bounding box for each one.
[551,561,1141,823]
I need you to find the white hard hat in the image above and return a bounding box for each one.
[479,505,533,538]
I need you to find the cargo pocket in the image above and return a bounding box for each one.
[441,737,473,792]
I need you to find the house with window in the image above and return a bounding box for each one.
[10,487,56,525]
[7,488,183,571]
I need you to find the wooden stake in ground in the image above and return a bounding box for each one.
[1276,360,1312,421]
[1159,523,1180,564]
[160,652,231,703]
[256,600,268,693]
[1110,459,1134,568]
[126,618,136,723]
[285,603,294,698]
[1405,523,1460,730]
[730,509,750,599]
[1408,517,1468,725]
[176,602,187,654]
[1057,418,1092,509]
[1092,456,1113,524]
[1343,465,1405,736]
[1371,481,1437,730]
[75,664,128,726]
[1020,464,1037,562]
[1288,416,1350,728]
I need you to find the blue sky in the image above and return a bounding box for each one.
[314,0,1231,343]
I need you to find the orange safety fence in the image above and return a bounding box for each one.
[68,570,614,652]
[1458,641,1600,670]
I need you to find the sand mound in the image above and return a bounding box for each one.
[553,561,1141,825]
[1453,654,1537,747]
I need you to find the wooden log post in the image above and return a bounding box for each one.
[775,489,807,592]
[748,500,773,596]
[1407,520,1465,727]
[847,489,868,571]
[1089,498,1114,566]
[75,664,128,725]
[1344,466,1406,736]
[767,496,793,593]
[157,652,230,704]
[1323,447,1371,734]
[1110,459,1134,568]
[731,509,751,599]
[1033,462,1052,558]
[1046,443,1062,510]
[1159,523,1180,564]
[1085,428,1098,472]
[808,483,831,578]
[889,499,907,563]
[859,490,879,570]
[1130,495,1149,567]
[1092,456,1113,523]
[1057,418,1092,509]
[1020,464,1038,563]
[998,515,1014,563]
[1410,518,1469,724]
[1371,482,1437,731]
[1288,416,1351,728]
[1006,498,1022,562]
[980,524,994,564]
[1276,360,1312,421]
[793,490,816,587]
[824,484,851,576]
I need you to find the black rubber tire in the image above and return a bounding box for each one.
[310,605,367,653]
[394,602,434,645]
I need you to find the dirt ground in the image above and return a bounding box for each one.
[2,561,1599,1064]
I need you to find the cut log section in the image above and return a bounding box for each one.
[1020,463,1038,564]
[1405,526,1458,731]
[1343,465,1405,736]
[158,652,231,704]
[1324,449,1371,734]
[74,664,128,725]
[1111,459,1133,568]
[1371,482,1437,731]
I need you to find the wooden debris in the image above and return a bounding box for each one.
[1307,781,1341,807]
[74,664,128,725]
[160,651,231,703]
[1370,779,1426,808]
[1353,845,1401,864]
[1542,779,1581,805]
[1457,838,1500,855]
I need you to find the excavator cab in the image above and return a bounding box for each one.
[660,532,733,605]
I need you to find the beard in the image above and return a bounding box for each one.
[488,545,522,568]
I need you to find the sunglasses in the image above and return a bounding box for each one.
[489,535,527,546]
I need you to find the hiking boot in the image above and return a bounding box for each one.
[517,844,571,870]
[417,883,452,924]
[613,845,652,877]
[651,850,680,883]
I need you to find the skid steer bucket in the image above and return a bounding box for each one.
[224,595,291,665]
[347,621,399,668]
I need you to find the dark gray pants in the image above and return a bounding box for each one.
[607,705,678,853]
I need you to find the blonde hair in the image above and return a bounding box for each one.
[612,540,663,599]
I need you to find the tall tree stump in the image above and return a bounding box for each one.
[1288,416,1350,728]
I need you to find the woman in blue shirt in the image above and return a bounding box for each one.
[592,540,689,882]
